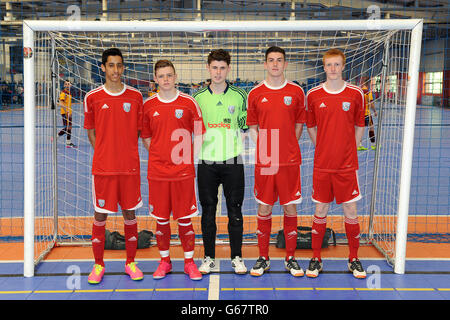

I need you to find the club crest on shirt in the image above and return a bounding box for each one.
[228,105,235,114]
[342,102,351,111]
[284,96,292,106]
[175,109,183,119]
[98,199,105,208]
[123,102,131,112]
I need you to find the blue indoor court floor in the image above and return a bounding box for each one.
[0,258,449,300]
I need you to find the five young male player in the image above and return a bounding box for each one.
[84,46,367,284]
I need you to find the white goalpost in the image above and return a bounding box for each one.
[23,19,423,277]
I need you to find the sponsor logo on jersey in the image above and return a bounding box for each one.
[228,105,235,114]
[208,122,231,129]
[123,102,131,112]
[342,102,351,111]
[98,199,105,207]
[319,102,327,108]
[175,109,183,119]
[284,96,292,106]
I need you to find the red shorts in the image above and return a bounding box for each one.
[92,175,143,213]
[312,169,361,204]
[254,165,302,206]
[148,177,199,220]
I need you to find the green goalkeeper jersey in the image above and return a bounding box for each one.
[193,83,248,162]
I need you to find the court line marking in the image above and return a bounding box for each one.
[115,288,153,292]
[395,288,436,291]
[0,287,447,295]
[34,290,73,293]
[208,260,220,300]
[355,288,395,291]
[315,287,354,291]
[0,290,32,294]
[274,287,314,291]
[154,288,206,292]
[74,289,114,293]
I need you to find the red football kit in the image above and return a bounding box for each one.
[306,82,365,204]
[84,84,143,213]
[246,80,305,206]
[141,91,206,220]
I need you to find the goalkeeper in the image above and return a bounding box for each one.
[193,49,248,275]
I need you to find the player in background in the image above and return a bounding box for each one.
[84,48,144,284]
[148,80,158,97]
[357,84,377,151]
[58,80,77,148]
[246,46,306,277]
[305,48,367,279]
[141,59,206,281]
[193,49,248,275]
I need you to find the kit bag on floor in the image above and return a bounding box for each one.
[275,226,336,249]
[104,229,153,250]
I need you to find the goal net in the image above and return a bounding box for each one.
[22,20,423,276]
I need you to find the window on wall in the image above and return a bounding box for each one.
[387,75,397,93]
[423,72,443,95]
[370,75,396,93]
[371,76,381,92]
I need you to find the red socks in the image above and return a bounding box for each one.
[91,219,106,267]
[178,218,195,264]
[155,218,196,264]
[92,218,140,266]
[257,213,272,259]
[345,217,360,261]
[124,218,138,265]
[156,219,171,262]
[311,215,327,261]
[283,215,298,259]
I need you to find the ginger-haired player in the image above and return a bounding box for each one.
[306,48,367,279]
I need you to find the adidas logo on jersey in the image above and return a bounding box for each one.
[352,190,359,195]
[319,102,327,108]
[191,205,197,210]
[153,111,160,117]
[216,101,223,106]
[295,191,301,197]
[261,97,268,103]
[101,104,109,109]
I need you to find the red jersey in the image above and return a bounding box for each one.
[306,82,365,172]
[83,85,143,175]
[246,80,305,167]
[141,91,206,181]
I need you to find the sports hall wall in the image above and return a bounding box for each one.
[0,1,449,244]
